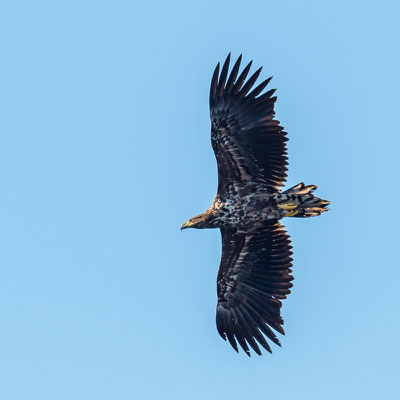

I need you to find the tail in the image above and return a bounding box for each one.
[277,183,330,217]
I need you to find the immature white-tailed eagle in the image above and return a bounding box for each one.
[181,54,329,356]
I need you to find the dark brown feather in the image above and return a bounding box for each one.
[216,222,293,356]
[210,54,288,199]
[225,54,242,95]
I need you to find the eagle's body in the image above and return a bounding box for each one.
[202,192,282,231]
[181,54,329,356]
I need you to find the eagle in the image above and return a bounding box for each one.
[181,54,329,356]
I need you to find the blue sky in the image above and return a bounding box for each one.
[0,0,399,399]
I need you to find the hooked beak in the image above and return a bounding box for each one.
[180,220,193,230]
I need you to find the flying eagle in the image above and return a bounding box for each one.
[181,54,329,356]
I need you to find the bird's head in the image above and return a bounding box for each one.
[181,212,218,230]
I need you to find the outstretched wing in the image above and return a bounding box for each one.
[210,54,288,200]
[216,222,293,356]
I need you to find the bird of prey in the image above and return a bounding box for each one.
[181,54,329,356]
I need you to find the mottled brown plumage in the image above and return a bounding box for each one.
[181,54,329,356]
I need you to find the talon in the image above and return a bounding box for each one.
[278,203,297,211]
[285,210,298,217]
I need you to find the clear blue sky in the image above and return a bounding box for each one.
[0,1,399,399]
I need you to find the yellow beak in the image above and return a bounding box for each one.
[180,220,193,230]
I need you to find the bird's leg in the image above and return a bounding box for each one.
[284,209,298,217]
[277,202,298,217]
[277,203,297,210]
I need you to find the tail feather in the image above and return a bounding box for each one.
[279,182,330,218]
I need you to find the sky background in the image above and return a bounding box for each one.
[0,0,399,399]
